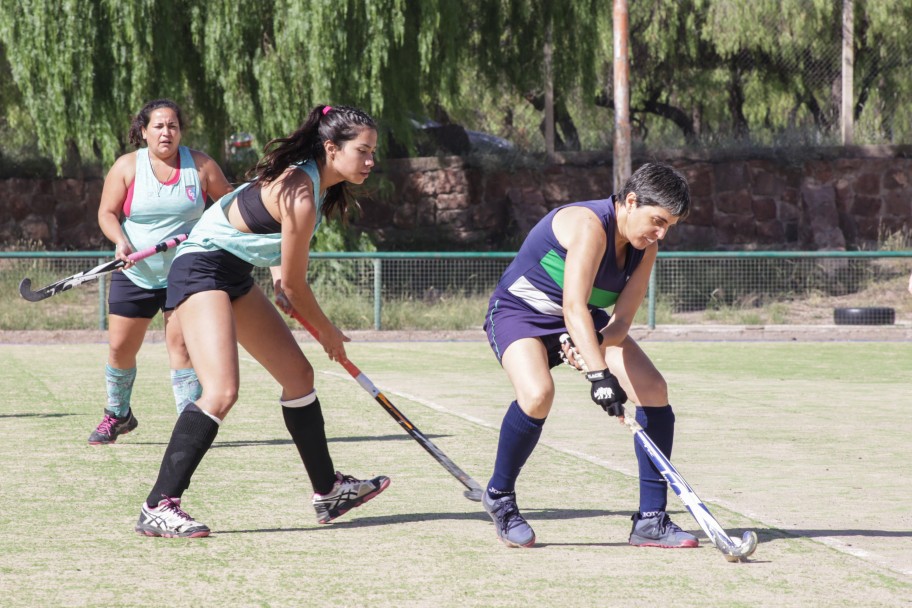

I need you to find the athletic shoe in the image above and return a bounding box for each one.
[135,497,210,538]
[87,408,138,445]
[482,491,536,548]
[628,511,699,548]
[313,471,391,524]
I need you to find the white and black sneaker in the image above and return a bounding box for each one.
[312,471,390,524]
[135,497,210,538]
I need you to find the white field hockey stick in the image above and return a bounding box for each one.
[284,306,485,502]
[18,234,188,302]
[559,333,758,563]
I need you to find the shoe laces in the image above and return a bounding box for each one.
[338,473,359,486]
[653,512,682,535]
[160,497,192,521]
[95,413,118,434]
[494,496,526,533]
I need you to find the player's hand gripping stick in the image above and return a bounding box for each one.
[19,234,189,302]
[585,369,627,417]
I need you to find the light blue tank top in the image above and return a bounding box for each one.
[175,160,323,267]
[122,146,204,289]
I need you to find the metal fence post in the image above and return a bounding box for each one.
[647,262,657,329]
[373,257,382,330]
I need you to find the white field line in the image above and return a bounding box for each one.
[320,368,912,578]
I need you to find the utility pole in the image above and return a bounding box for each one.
[544,20,555,160]
[613,0,631,192]
[841,0,854,145]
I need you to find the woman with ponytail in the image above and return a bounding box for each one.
[134,105,389,538]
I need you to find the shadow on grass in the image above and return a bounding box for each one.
[129,433,447,448]
[0,412,76,418]
[217,507,626,535]
[766,528,912,540]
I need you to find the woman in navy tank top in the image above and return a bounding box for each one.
[481,163,696,549]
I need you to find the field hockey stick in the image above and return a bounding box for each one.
[284,306,485,502]
[559,333,758,563]
[18,234,189,302]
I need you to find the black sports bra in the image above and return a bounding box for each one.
[236,184,281,234]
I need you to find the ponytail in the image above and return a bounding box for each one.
[248,105,377,220]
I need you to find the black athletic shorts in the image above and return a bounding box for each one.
[165,250,256,309]
[108,271,169,319]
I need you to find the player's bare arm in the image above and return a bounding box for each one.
[190,149,233,201]
[552,205,607,371]
[272,169,350,362]
[600,245,657,346]
[97,152,137,262]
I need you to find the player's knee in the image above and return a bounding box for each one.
[634,374,668,406]
[518,384,555,417]
[108,341,139,364]
[204,386,239,411]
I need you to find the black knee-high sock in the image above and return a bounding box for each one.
[146,403,219,507]
[635,404,675,514]
[282,395,336,494]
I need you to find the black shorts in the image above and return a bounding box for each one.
[166,250,256,309]
[108,271,169,319]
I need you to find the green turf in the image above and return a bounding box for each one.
[0,339,910,607]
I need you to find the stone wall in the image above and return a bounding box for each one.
[2,146,910,251]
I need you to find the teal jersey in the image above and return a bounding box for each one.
[175,160,323,267]
[122,146,204,289]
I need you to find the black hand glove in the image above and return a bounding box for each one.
[586,369,627,417]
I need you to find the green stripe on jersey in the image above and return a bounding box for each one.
[539,249,620,308]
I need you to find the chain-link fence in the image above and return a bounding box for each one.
[3,251,910,331]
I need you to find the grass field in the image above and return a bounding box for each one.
[1,336,910,607]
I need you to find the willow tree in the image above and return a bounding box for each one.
[0,0,476,169]
[464,0,608,151]
[610,0,912,146]
[0,0,228,169]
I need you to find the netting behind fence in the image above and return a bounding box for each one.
[2,252,910,331]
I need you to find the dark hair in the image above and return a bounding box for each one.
[248,105,377,220]
[128,99,186,148]
[620,162,691,219]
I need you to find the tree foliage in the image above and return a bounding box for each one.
[0,0,911,173]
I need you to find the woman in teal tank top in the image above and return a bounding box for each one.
[135,105,391,538]
[92,99,232,445]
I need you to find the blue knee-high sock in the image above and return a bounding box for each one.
[635,405,675,514]
[105,365,136,418]
[171,368,202,414]
[487,400,546,496]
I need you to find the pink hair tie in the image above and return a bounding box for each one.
[322,106,332,115]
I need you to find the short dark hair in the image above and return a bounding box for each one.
[129,99,185,148]
[620,162,690,218]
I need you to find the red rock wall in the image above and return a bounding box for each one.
[2,147,910,251]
